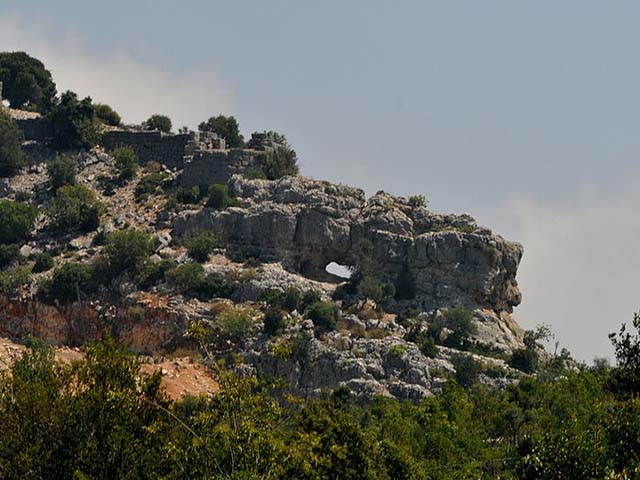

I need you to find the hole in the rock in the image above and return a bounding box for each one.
[325,262,352,279]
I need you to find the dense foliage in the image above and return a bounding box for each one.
[94,103,121,126]
[47,184,102,233]
[47,91,99,150]
[2,321,640,479]
[199,115,245,147]
[0,51,56,112]
[144,114,172,133]
[0,200,37,244]
[47,153,77,190]
[111,145,139,180]
[0,110,25,177]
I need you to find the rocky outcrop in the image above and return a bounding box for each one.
[173,175,523,314]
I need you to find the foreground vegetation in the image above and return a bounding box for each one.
[0,315,638,480]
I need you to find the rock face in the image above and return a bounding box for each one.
[173,175,523,314]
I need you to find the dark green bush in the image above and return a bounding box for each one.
[408,195,427,208]
[112,145,138,180]
[261,286,303,313]
[104,230,153,278]
[258,145,299,180]
[356,275,395,307]
[263,307,287,336]
[47,185,102,233]
[306,301,339,331]
[0,244,21,269]
[46,154,77,190]
[182,229,217,263]
[0,200,37,244]
[176,185,202,204]
[452,354,482,388]
[0,266,31,296]
[442,306,478,348]
[31,252,54,273]
[46,91,98,150]
[404,328,438,358]
[166,262,235,299]
[0,52,56,112]
[40,262,95,305]
[509,347,539,374]
[144,114,172,133]
[135,172,170,201]
[94,103,121,126]
[0,110,25,177]
[206,183,239,210]
[199,115,244,147]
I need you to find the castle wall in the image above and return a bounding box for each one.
[102,130,192,169]
[178,149,262,188]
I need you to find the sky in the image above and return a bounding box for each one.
[1,1,638,361]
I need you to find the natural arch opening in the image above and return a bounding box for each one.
[325,262,352,280]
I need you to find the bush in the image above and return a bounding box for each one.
[306,301,339,331]
[47,91,98,150]
[135,172,170,201]
[0,244,21,269]
[263,307,287,336]
[213,306,255,346]
[31,253,54,273]
[112,145,138,180]
[104,230,153,278]
[260,286,303,313]
[47,185,102,233]
[176,185,202,204]
[0,52,56,112]
[183,229,217,263]
[94,103,121,126]
[46,154,77,190]
[144,114,172,133]
[408,195,427,208]
[452,354,482,388]
[199,115,244,147]
[0,200,37,244]
[40,262,95,305]
[258,145,299,180]
[206,184,239,210]
[442,306,478,348]
[0,266,31,296]
[509,347,539,374]
[357,276,395,308]
[167,262,235,299]
[404,328,438,358]
[0,111,25,177]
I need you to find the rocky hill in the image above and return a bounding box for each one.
[0,110,534,400]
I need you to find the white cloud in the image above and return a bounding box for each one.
[500,175,640,362]
[0,16,234,128]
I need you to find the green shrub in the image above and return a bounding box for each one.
[404,328,438,358]
[32,253,54,273]
[206,184,239,210]
[182,229,217,263]
[0,110,25,177]
[104,230,153,278]
[144,114,172,133]
[509,347,539,373]
[214,306,255,346]
[263,307,287,336]
[94,103,121,126]
[357,276,395,308]
[176,185,202,204]
[47,185,102,233]
[40,262,94,305]
[452,354,482,388]
[135,172,170,201]
[442,306,478,348]
[46,154,77,190]
[408,195,427,208]
[0,52,56,112]
[306,301,339,331]
[167,262,235,299]
[258,145,299,180]
[0,244,21,269]
[0,200,37,244]
[46,91,98,150]
[199,115,244,147]
[0,266,31,296]
[112,145,138,180]
[260,286,303,313]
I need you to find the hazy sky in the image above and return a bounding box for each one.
[1,1,638,361]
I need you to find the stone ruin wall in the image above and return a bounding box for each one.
[178,149,262,188]
[102,130,192,169]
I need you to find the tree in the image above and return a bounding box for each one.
[40,262,95,305]
[206,183,239,210]
[509,347,539,374]
[94,103,121,126]
[111,145,138,180]
[199,115,244,147]
[0,110,25,177]
[46,91,98,150]
[47,184,102,233]
[307,301,339,331]
[144,114,172,133]
[46,154,77,190]
[259,144,299,180]
[609,312,640,395]
[442,306,478,348]
[0,51,56,112]
[0,200,37,244]
[104,229,153,278]
[182,229,217,263]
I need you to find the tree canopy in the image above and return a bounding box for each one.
[0,51,56,112]
[0,110,25,177]
[199,115,244,147]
